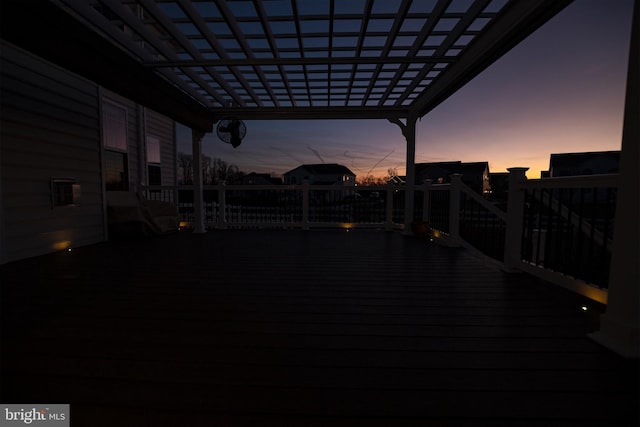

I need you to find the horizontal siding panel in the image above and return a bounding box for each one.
[0,111,100,143]
[3,217,105,241]
[1,151,100,175]
[3,201,103,220]
[4,229,106,261]
[1,43,105,262]
[0,70,98,118]
[3,100,99,132]
[1,41,97,96]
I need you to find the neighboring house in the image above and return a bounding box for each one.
[543,151,621,205]
[415,161,491,196]
[283,164,356,186]
[0,41,178,264]
[239,173,283,205]
[242,173,283,185]
[387,175,406,185]
[546,151,621,177]
[488,172,510,199]
[488,172,510,210]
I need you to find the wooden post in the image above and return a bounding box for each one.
[589,0,639,358]
[503,167,528,271]
[191,130,206,234]
[448,174,462,245]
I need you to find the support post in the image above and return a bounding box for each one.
[589,0,639,358]
[404,117,417,234]
[191,130,206,234]
[448,174,462,245]
[389,115,418,235]
[503,167,529,271]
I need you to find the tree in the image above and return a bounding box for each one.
[177,152,193,185]
[356,174,387,186]
[178,152,245,185]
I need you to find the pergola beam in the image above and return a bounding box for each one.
[211,106,410,121]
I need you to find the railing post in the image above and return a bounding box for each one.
[448,174,462,245]
[217,181,227,229]
[385,182,394,231]
[503,167,529,271]
[302,180,310,230]
[422,179,432,223]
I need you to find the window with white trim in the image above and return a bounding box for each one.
[146,136,161,186]
[102,102,129,190]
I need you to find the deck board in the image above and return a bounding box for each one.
[1,229,638,426]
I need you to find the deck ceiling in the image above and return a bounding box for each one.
[2,0,572,131]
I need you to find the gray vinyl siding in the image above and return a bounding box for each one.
[0,42,105,263]
[145,109,177,186]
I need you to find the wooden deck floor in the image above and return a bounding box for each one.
[1,229,638,426]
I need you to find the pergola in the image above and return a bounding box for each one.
[2,0,638,357]
[3,0,574,230]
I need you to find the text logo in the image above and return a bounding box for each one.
[1,405,69,427]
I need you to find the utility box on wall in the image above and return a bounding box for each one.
[51,178,81,208]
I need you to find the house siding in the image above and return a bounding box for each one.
[0,42,105,263]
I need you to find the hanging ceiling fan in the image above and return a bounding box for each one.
[216,118,246,148]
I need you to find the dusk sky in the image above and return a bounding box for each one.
[177,0,633,179]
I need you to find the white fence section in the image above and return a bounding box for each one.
[142,171,619,302]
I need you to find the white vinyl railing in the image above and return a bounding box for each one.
[142,171,618,301]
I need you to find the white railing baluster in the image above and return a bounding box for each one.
[217,181,226,229]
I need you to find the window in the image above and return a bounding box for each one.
[104,150,128,190]
[103,102,127,151]
[148,165,161,186]
[102,102,129,190]
[51,178,80,207]
[146,136,162,186]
